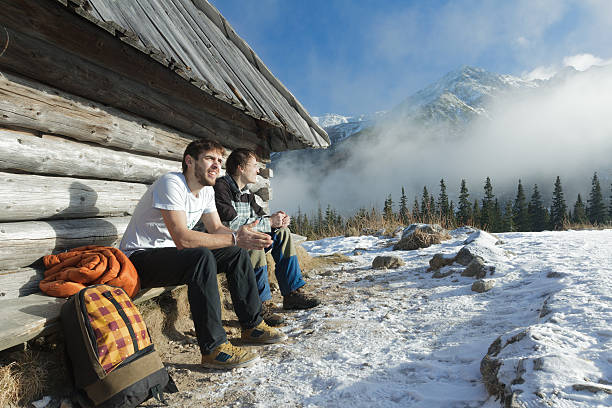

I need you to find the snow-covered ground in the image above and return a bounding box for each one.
[181,228,611,407]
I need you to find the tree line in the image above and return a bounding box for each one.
[291,173,612,239]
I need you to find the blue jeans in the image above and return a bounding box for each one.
[249,228,306,301]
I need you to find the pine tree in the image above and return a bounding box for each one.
[513,180,529,232]
[449,200,456,227]
[572,194,589,224]
[421,187,430,221]
[438,179,450,223]
[399,187,409,224]
[472,200,481,228]
[528,184,546,231]
[456,179,471,226]
[383,194,394,221]
[491,199,502,232]
[550,176,568,230]
[480,177,495,230]
[315,204,323,235]
[412,197,420,220]
[609,183,612,220]
[502,201,514,232]
[429,196,436,221]
[587,173,606,224]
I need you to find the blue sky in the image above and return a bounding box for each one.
[209,0,612,117]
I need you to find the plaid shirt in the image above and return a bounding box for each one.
[214,175,271,233]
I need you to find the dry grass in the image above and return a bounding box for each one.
[0,351,50,407]
[393,228,451,250]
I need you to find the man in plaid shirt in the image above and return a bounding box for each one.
[214,148,320,326]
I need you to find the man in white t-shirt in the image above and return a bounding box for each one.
[120,139,286,369]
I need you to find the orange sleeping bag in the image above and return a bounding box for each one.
[40,245,140,298]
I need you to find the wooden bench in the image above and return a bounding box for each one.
[0,283,182,352]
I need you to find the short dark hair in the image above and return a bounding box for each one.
[182,139,224,173]
[226,148,258,176]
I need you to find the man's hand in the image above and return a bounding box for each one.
[236,220,273,250]
[281,213,291,228]
[270,211,290,228]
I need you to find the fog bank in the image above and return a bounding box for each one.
[271,67,612,215]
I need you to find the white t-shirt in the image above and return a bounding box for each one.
[119,172,217,257]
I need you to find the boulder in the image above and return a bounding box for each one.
[471,279,495,293]
[393,223,450,251]
[455,246,477,266]
[432,267,459,279]
[428,253,456,271]
[463,230,503,246]
[372,255,405,269]
[461,257,494,279]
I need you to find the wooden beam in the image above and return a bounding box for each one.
[0,172,147,222]
[0,216,130,270]
[0,128,180,183]
[0,1,272,153]
[0,286,181,351]
[0,70,194,160]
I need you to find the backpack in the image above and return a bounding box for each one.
[60,284,176,407]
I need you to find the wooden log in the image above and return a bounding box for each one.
[0,128,180,183]
[0,172,147,222]
[248,175,270,194]
[0,216,130,270]
[254,187,271,202]
[0,1,275,153]
[0,70,193,160]
[0,286,182,351]
[0,267,42,299]
[258,167,273,179]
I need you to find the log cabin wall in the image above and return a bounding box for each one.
[0,70,272,299]
[0,0,323,301]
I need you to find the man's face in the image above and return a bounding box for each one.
[191,149,223,186]
[241,156,259,185]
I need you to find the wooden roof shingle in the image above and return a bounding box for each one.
[83,0,329,150]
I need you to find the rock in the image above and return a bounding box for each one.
[461,256,485,277]
[572,384,612,394]
[455,246,476,266]
[393,223,450,251]
[428,253,456,270]
[481,330,529,404]
[372,255,405,269]
[463,230,503,246]
[472,279,495,292]
[461,257,494,278]
[353,247,367,256]
[392,226,405,238]
[432,268,459,279]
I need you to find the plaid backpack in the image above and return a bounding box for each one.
[61,284,176,407]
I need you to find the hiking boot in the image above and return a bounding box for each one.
[201,342,259,369]
[241,321,287,344]
[283,287,320,310]
[262,301,285,326]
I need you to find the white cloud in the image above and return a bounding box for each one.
[563,53,612,71]
[522,65,558,81]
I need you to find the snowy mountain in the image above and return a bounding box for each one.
[388,65,540,131]
[312,112,386,145]
[272,66,538,168]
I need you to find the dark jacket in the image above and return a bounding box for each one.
[213,175,271,232]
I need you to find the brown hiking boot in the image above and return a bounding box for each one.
[262,301,285,326]
[201,341,259,369]
[241,321,287,344]
[283,287,320,310]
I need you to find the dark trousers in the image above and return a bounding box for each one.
[129,246,263,354]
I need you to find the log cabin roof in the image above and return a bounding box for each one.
[82,0,329,151]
